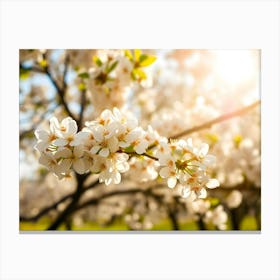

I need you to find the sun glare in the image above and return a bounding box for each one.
[213,50,258,86]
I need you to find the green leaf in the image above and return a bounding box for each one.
[124,50,133,61]
[124,146,134,153]
[78,72,89,79]
[93,56,103,67]
[131,71,137,81]
[107,60,119,73]
[139,55,157,67]
[139,54,148,63]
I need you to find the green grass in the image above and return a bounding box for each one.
[19,215,260,231]
[239,215,258,230]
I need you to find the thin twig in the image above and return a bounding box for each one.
[169,100,260,139]
[20,63,76,121]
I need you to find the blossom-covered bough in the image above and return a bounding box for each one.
[35,108,220,198]
[20,49,261,231]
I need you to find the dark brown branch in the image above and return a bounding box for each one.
[169,100,260,139]
[20,177,99,222]
[167,207,180,230]
[77,88,86,130]
[75,189,146,211]
[20,63,76,121]
[124,151,158,161]
[47,173,87,230]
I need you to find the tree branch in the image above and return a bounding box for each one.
[47,173,87,230]
[77,88,86,130]
[20,177,99,222]
[169,100,260,139]
[20,61,76,121]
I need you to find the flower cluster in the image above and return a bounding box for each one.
[35,108,219,199]
[156,139,219,199]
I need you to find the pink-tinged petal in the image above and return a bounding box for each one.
[53,138,68,147]
[35,130,49,141]
[73,159,86,174]
[167,176,177,188]
[55,148,72,159]
[73,146,84,158]
[159,167,170,178]
[206,179,220,189]
[99,148,109,157]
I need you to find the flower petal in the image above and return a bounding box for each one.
[57,159,72,173]
[73,146,84,158]
[181,186,191,198]
[108,137,119,153]
[167,176,177,188]
[61,117,77,135]
[99,148,109,157]
[34,141,48,152]
[92,126,104,143]
[73,158,86,174]
[206,179,220,189]
[90,145,101,154]
[55,148,72,159]
[35,130,49,141]
[198,143,209,158]
[112,172,121,184]
[197,188,207,199]
[159,167,170,178]
[53,138,68,147]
